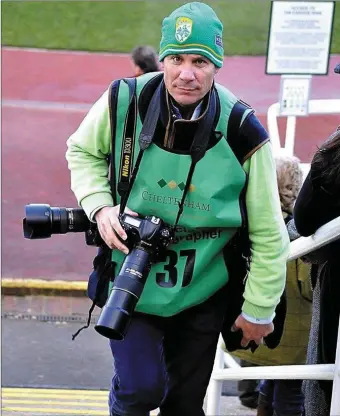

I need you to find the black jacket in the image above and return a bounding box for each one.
[294,168,340,398]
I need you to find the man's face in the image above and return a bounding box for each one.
[162,54,218,107]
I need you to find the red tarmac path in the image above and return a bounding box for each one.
[2,47,340,280]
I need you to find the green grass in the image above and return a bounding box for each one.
[2,1,340,55]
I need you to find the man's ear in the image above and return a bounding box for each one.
[215,66,219,75]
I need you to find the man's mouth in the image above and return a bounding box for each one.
[176,87,196,92]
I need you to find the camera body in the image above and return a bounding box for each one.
[120,213,173,257]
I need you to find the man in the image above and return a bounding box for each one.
[131,45,159,76]
[66,2,289,415]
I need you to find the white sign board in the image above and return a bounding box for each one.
[266,1,335,75]
[279,76,312,116]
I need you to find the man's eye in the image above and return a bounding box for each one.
[195,59,207,66]
[171,56,181,63]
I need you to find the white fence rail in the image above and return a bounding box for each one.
[267,99,340,157]
[206,216,340,416]
[267,99,340,181]
[288,216,340,261]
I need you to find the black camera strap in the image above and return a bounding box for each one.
[109,79,121,205]
[119,82,161,216]
[173,88,217,227]
[117,78,137,199]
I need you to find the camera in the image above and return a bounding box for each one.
[95,214,173,340]
[23,204,173,340]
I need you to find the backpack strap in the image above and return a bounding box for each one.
[227,99,269,165]
[227,100,254,164]
[226,100,253,232]
[226,99,270,230]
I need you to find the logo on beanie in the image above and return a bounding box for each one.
[215,35,223,48]
[175,17,192,43]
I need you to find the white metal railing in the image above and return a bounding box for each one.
[268,99,340,181]
[288,216,340,261]
[267,99,340,157]
[206,216,340,416]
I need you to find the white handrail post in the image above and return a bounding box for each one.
[285,115,297,156]
[267,103,281,153]
[267,99,340,157]
[330,318,340,415]
[206,335,224,416]
[223,352,241,369]
[205,215,340,414]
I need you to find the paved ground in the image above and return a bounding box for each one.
[3,48,339,112]
[1,295,256,416]
[2,387,255,416]
[1,295,239,394]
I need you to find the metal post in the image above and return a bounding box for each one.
[285,115,297,156]
[330,318,340,415]
[212,363,335,381]
[223,352,241,369]
[206,335,225,416]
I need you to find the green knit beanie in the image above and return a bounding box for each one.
[159,2,224,68]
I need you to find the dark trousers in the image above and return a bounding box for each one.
[109,286,228,416]
[238,360,259,409]
[259,379,304,416]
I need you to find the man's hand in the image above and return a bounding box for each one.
[95,205,138,253]
[232,314,274,348]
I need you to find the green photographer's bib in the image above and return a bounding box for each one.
[110,74,246,317]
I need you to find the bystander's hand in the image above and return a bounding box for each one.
[232,314,274,348]
[95,205,138,253]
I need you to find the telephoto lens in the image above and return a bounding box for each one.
[94,247,152,340]
[23,204,90,239]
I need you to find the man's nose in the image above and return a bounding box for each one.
[179,69,195,82]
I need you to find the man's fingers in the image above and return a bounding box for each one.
[99,221,128,254]
[124,207,138,216]
[108,225,129,254]
[241,337,250,348]
[109,216,128,242]
[241,334,264,347]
